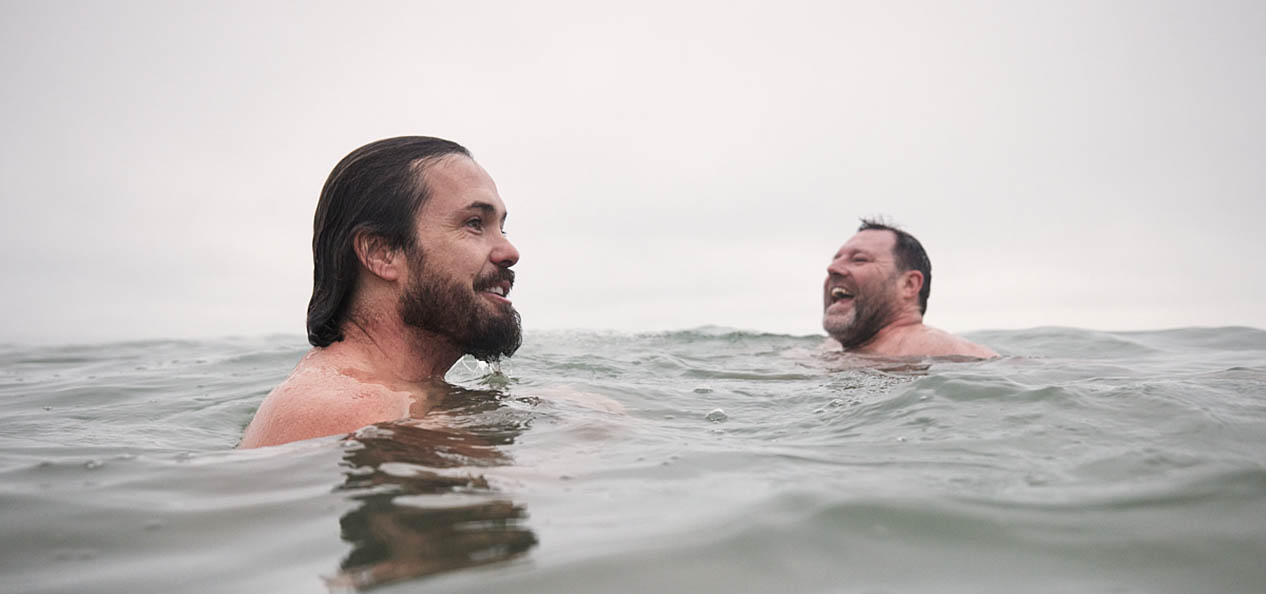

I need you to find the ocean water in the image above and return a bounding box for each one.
[1,327,1265,594]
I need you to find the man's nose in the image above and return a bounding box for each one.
[492,235,520,268]
[826,258,848,277]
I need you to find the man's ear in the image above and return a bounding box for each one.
[352,230,403,282]
[900,270,924,300]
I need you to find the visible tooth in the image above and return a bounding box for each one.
[487,287,505,296]
[831,288,848,298]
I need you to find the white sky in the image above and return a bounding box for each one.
[2,0,1264,344]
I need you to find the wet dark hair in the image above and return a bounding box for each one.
[858,217,932,315]
[307,136,471,347]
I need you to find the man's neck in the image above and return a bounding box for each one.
[333,313,464,385]
[851,309,925,355]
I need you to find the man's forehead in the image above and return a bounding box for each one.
[418,155,506,215]
[837,229,896,256]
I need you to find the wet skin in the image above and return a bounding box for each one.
[239,156,521,449]
[822,229,998,359]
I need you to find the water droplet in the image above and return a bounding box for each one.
[705,408,728,423]
[896,436,907,443]
[43,406,52,412]
[663,414,675,420]
[55,547,98,559]
[693,386,713,394]
[84,460,104,470]
[828,399,845,408]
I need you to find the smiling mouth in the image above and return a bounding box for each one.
[830,287,854,302]
[478,278,513,304]
[475,269,515,302]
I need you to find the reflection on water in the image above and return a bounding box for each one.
[818,347,994,375]
[329,386,537,591]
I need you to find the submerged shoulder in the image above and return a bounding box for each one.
[238,356,411,448]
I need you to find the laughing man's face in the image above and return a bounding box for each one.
[398,155,522,361]
[822,229,903,349]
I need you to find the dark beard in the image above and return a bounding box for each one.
[398,254,522,362]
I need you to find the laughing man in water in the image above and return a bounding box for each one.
[823,219,997,358]
[240,136,522,448]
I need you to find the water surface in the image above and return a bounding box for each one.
[1,327,1264,593]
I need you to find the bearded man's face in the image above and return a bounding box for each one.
[395,155,522,362]
[822,230,906,349]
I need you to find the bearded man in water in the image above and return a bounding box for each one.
[241,136,522,448]
[823,219,997,359]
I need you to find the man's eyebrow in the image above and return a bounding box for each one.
[833,247,873,260]
[461,201,508,222]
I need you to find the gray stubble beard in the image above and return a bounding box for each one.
[824,277,900,351]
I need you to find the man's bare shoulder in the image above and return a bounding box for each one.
[238,350,413,448]
[856,324,998,359]
[913,326,998,358]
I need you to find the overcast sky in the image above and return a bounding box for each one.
[2,0,1263,345]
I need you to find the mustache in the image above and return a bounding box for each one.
[474,267,515,291]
